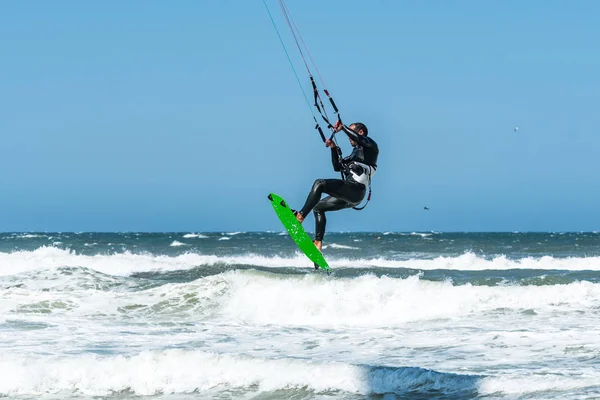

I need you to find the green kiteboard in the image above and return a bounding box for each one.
[268,193,331,274]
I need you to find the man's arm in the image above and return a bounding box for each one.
[331,147,344,171]
[340,125,376,148]
[326,139,343,171]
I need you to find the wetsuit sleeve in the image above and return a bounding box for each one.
[341,125,376,148]
[331,147,343,171]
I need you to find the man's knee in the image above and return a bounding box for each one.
[311,179,326,192]
[313,205,324,217]
[313,197,328,215]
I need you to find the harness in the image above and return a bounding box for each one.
[348,161,375,211]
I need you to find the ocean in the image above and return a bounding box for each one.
[1,231,600,399]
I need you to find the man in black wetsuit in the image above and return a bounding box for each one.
[295,121,379,251]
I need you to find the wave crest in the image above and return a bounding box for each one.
[0,350,480,397]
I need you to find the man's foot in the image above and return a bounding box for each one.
[294,210,304,224]
[313,240,322,251]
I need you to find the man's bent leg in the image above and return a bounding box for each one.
[313,196,351,242]
[299,179,365,219]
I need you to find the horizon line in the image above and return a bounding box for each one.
[1,231,598,234]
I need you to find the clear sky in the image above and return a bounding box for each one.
[1,1,599,232]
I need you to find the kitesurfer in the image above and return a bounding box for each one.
[294,121,379,251]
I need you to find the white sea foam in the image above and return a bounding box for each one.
[0,247,317,276]
[17,234,44,239]
[324,243,360,250]
[5,270,599,327]
[479,371,600,396]
[2,268,600,398]
[1,349,597,398]
[410,232,432,237]
[0,350,479,397]
[182,233,208,239]
[3,248,600,277]
[334,252,600,271]
[5,271,600,327]
[218,272,600,327]
[170,241,187,247]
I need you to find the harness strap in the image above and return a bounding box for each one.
[352,184,372,211]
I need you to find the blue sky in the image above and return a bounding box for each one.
[1,1,599,232]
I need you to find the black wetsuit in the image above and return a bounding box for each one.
[298,125,379,241]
